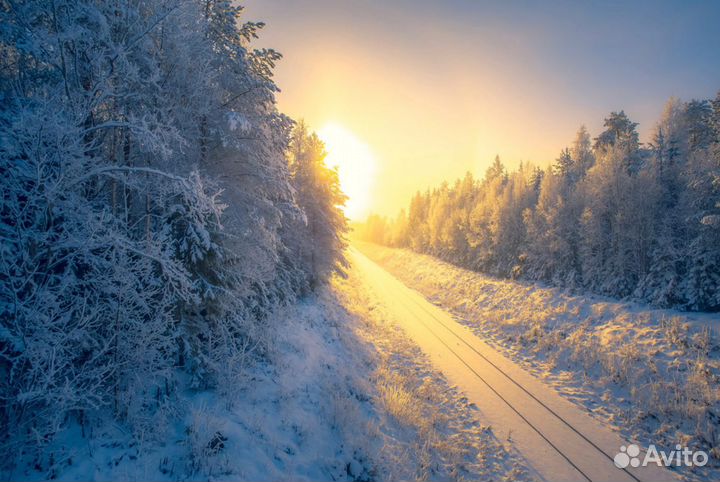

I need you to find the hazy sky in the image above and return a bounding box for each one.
[244,0,720,219]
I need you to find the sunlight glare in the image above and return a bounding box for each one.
[317,123,377,220]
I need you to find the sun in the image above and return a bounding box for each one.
[317,122,377,221]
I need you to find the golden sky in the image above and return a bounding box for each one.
[244,0,720,220]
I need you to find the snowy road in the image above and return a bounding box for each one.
[349,247,678,482]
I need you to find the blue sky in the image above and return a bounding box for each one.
[245,0,720,217]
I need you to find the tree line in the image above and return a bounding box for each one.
[359,96,720,312]
[0,0,346,464]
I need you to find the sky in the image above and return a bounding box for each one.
[243,0,720,220]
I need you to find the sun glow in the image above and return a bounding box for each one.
[317,123,377,220]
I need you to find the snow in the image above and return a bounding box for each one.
[8,262,532,481]
[356,241,720,482]
[227,112,252,134]
[10,297,372,481]
[332,254,534,481]
[349,247,677,482]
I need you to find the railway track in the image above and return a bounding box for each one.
[351,248,677,482]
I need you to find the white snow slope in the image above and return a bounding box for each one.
[356,241,720,482]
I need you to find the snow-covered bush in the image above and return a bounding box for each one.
[183,404,231,478]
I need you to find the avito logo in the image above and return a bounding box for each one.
[614,444,708,469]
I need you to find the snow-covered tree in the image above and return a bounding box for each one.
[286,122,348,290]
[570,125,595,177]
[0,0,349,467]
[371,95,720,311]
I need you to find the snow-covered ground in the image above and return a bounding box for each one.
[8,255,532,481]
[331,254,533,481]
[356,241,720,482]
